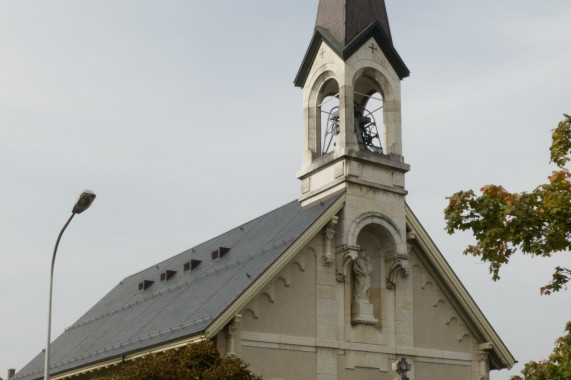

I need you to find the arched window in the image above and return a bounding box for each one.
[353,75,384,154]
[318,79,340,155]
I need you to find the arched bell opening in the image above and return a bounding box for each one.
[317,79,340,156]
[305,71,339,163]
[353,75,385,154]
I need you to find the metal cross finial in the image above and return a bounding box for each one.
[369,42,378,54]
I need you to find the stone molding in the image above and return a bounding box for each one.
[346,211,405,251]
[240,331,473,364]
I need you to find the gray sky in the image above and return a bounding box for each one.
[1,1,570,379]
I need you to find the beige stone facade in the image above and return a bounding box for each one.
[214,221,507,379]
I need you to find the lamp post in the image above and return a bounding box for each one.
[44,190,96,380]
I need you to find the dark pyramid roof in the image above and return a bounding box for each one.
[294,0,409,87]
[14,195,344,380]
[316,0,392,44]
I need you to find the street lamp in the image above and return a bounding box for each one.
[44,190,96,380]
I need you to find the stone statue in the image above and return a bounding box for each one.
[353,250,372,303]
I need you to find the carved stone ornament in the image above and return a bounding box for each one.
[392,357,411,380]
[322,216,338,266]
[386,253,410,290]
[335,244,360,282]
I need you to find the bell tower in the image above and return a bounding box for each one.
[295,0,410,213]
[295,0,415,363]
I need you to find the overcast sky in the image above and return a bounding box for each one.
[1,1,570,379]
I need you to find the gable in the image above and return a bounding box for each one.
[405,205,516,370]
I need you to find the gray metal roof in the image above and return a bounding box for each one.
[14,195,342,380]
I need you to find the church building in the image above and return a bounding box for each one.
[13,1,515,379]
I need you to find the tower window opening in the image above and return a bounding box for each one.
[354,90,383,154]
[320,94,340,155]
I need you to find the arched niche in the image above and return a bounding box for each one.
[337,212,409,325]
[337,212,408,286]
[355,223,395,288]
[306,71,340,160]
[347,211,404,252]
[342,222,398,325]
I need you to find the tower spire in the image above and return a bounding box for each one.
[316,0,392,45]
[295,0,408,88]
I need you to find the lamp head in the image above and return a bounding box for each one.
[72,190,96,214]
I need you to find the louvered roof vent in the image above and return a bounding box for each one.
[211,247,230,261]
[160,270,177,281]
[138,280,154,291]
[184,259,202,272]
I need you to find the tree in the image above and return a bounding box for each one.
[510,322,571,380]
[443,114,571,294]
[444,115,571,380]
[96,341,262,380]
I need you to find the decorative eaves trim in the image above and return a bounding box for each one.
[294,22,410,88]
[204,194,346,338]
[405,204,516,370]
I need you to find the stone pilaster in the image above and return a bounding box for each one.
[225,314,242,358]
[392,234,414,348]
[475,342,492,380]
[317,223,340,379]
